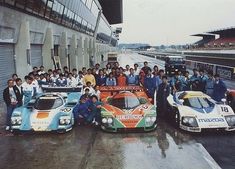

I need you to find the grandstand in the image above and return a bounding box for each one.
[191,34,215,48]
[191,27,235,49]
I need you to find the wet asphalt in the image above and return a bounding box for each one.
[0,120,234,169]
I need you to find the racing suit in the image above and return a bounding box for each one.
[144,75,155,99]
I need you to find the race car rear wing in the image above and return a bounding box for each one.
[42,86,82,93]
[99,86,144,92]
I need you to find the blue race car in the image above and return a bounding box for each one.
[11,87,82,133]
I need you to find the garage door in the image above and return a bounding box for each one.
[0,44,15,101]
[31,45,42,67]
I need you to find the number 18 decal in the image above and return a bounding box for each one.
[221,107,229,112]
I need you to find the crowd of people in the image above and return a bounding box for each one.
[2,61,228,130]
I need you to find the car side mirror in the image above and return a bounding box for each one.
[221,98,226,104]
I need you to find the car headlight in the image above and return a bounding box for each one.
[182,117,198,127]
[102,118,108,124]
[107,118,113,124]
[145,117,151,123]
[59,119,65,125]
[11,117,22,125]
[59,116,71,125]
[150,116,156,122]
[225,115,235,126]
[11,119,17,125]
[65,119,71,125]
[145,116,156,126]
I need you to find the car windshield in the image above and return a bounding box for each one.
[183,97,214,109]
[111,96,140,110]
[34,97,63,110]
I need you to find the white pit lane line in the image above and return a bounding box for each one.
[196,143,221,169]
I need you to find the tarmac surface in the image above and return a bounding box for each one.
[0,121,226,169]
[0,53,234,169]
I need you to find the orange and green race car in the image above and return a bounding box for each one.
[99,86,157,132]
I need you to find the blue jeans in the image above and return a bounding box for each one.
[6,104,17,126]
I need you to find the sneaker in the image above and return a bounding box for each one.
[5,126,10,131]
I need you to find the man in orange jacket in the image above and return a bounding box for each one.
[117,68,127,86]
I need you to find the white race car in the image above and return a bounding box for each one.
[167,91,235,132]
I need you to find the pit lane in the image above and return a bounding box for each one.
[0,121,222,169]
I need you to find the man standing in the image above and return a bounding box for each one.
[14,78,23,106]
[117,68,127,86]
[212,74,227,102]
[205,71,215,97]
[182,71,191,91]
[190,68,200,91]
[124,65,130,76]
[75,71,84,86]
[156,76,170,118]
[106,73,117,86]
[22,76,35,105]
[144,69,155,99]
[141,61,151,75]
[67,73,77,87]
[153,69,164,93]
[3,79,21,130]
[56,73,67,87]
[171,72,183,92]
[198,69,208,93]
[72,68,78,79]
[38,66,46,75]
[95,63,100,74]
[127,68,138,85]
[83,69,96,87]
[134,63,140,77]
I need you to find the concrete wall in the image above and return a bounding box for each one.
[0,6,114,78]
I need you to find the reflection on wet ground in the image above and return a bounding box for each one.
[86,121,220,169]
[0,121,223,169]
[193,131,235,169]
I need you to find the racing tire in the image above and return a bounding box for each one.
[11,129,21,135]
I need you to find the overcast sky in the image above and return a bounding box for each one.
[116,0,235,45]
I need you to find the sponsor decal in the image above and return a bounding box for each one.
[116,114,143,120]
[198,118,225,123]
[37,112,49,119]
[216,66,233,80]
[32,121,49,125]
[220,106,229,113]
[61,108,71,112]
